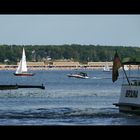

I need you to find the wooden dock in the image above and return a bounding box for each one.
[0,84,45,90]
[0,85,18,90]
[18,84,45,89]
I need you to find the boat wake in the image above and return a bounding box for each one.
[0,107,139,125]
[90,76,126,80]
[0,107,135,120]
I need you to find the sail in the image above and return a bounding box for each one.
[21,48,27,72]
[16,48,27,74]
[15,60,22,74]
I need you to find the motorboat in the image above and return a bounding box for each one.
[67,72,89,79]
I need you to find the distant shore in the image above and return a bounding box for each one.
[0,67,103,71]
[0,66,137,70]
[0,61,137,70]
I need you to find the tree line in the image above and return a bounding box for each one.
[0,44,140,64]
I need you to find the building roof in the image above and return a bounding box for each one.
[17,62,45,66]
[88,62,113,66]
[52,61,80,66]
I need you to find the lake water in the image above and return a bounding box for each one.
[0,69,140,125]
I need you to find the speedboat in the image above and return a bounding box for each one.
[67,72,89,79]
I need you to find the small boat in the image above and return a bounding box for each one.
[103,63,111,72]
[112,52,140,115]
[14,48,35,76]
[67,72,89,79]
[119,65,129,71]
[123,65,129,71]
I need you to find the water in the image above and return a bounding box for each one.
[0,69,140,125]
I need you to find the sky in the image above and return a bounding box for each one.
[0,15,140,47]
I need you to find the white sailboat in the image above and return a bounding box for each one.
[14,48,35,76]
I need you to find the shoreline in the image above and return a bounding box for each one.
[0,67,103,71]
[0,66,137,71]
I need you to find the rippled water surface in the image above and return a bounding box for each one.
[0,69,140,125]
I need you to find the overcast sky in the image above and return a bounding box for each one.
[0,15,140,47]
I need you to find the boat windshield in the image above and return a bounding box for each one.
[79,72,87,76]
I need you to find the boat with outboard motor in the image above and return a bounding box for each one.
[67,72,89,79]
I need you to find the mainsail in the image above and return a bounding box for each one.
[16,48,27,74]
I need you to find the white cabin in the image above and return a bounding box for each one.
[113,58,140,114]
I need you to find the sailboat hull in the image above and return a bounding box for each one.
[14,73,35,76]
